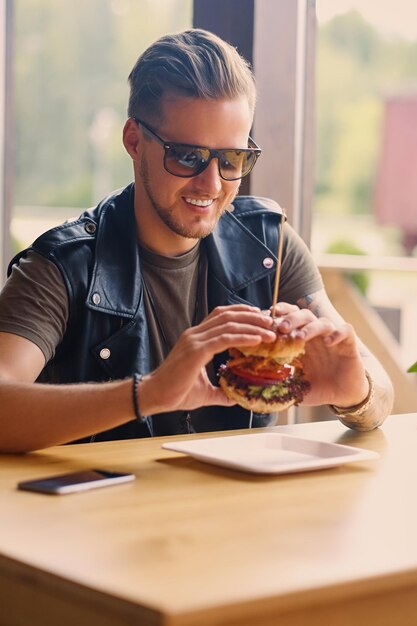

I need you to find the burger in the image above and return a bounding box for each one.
[218,330,310,413]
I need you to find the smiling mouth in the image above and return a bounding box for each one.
[184,197,214,207]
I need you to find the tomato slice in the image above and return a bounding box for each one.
[229,364,292,385]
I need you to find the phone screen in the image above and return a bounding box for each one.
[17,469,135,495]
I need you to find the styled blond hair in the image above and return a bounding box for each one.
[128,28,256,122]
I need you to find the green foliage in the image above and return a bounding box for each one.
[14,0,192,208]
[326,239,369,296]
[323,11,381,65]
[315,10,417,218]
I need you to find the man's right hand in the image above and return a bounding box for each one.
[138,305,277,414]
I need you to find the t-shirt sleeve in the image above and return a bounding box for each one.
[0,250,69,362]
[278,224,324,304]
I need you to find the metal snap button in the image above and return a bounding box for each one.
[85,222,96,234]
[92,292,101,305]
[99,348,111,360]
[263,257,274,269]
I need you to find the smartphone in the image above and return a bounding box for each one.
[17,469,135,495]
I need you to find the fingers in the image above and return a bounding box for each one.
[180,303,357,369]
[203,304,354,349]
[322,323,357,347]
[270,303,356,347]
[198,306,276,338]
[162,308,279,380]
[206,304,263,320]
[270,302,300,317]
[180,323,276,363]
[271,306,321,338]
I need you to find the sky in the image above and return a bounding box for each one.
[317,0,417,41]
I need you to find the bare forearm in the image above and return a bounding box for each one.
[0,379,135,453]
[0,306,287,452]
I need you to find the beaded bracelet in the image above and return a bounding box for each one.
[132,373,143,421]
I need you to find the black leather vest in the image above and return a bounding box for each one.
[9,184,283,441]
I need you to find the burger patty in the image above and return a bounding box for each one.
[218,365,310,405]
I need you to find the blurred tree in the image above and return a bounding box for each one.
[14,0,192,209]
[315,10,417,218]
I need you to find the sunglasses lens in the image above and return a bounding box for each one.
[219,150,257,180]
[163,142,259,180]
[165,146,210,177]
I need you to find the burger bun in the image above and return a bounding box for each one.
[234,329,305,363]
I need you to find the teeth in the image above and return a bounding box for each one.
[185,198,214,207]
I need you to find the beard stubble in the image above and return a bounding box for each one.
[139,155,237,240]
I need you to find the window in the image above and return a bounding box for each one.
[7,0,192,257]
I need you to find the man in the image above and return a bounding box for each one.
[0,29,393,453]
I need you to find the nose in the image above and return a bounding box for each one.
[192,158,223,195]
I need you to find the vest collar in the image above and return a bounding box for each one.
[205,208,277,293]
[87,186,277,317]
[86,185,141,318]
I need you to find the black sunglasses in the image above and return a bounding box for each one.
[133,117,261,181]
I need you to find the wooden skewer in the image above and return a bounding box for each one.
[271,209,286,318]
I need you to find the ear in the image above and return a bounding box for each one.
[123,118,141,161]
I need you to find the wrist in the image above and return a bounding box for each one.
[132,373,143,420]
[136,372,165,417]
[328,371,375,418]
[132,373,156,437]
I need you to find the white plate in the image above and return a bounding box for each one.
[162,433,379,474]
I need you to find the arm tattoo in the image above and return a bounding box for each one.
[297,294,322,318]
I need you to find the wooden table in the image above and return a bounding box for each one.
[1,414,417,626]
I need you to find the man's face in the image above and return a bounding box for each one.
[132,95,253,254]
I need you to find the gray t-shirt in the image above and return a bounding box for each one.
[140,242,207,369]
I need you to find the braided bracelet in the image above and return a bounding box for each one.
[132,373,143,421]
[132,373,154,437]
